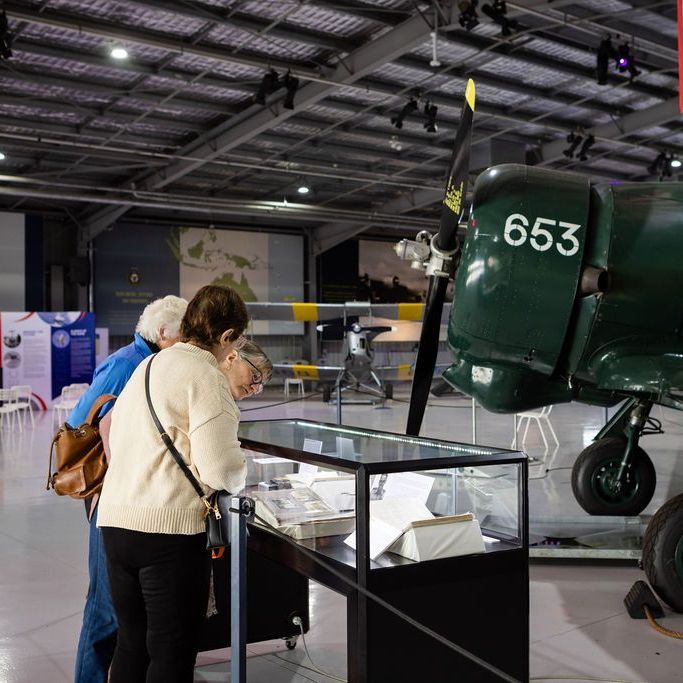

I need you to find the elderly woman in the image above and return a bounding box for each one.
[222,338,273,400]
[97,285,249,683]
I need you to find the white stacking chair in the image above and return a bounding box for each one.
[284,378,305,398]
[11,385,34,427]
[53,384,88,426]
[0,388,23,432]
[512,405,559,450]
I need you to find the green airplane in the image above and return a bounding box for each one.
[402,80,683,614]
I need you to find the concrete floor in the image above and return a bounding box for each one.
[0,390,681,682]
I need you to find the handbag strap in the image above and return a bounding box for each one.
[84,393,118,426]
[145,355,206,501]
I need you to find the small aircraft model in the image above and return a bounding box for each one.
[399,79,683,613]
[245,302,450,402]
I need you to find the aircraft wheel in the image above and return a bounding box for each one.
[322,384,331,403]
[571,437,656,516]
[642,493,683,612]
[384,382,393,400]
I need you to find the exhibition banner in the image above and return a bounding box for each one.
[0,312,95,409]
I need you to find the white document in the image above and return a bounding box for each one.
[312,478,356,512]
[343,497,434,561]
[303,438,323,454]
[336,436,356,457]
[382,472,435,504]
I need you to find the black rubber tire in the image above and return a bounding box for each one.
[322,384,331,403]
[571,437,656,516]
[642,493,683,612]
[384,382,393,400]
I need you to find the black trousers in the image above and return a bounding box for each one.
[101,527,210,683]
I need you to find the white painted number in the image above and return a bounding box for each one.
[502,213,581,257]
[503,213,528,246]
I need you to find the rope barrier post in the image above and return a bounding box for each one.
[230,496,254,683]
[471,397,477,444]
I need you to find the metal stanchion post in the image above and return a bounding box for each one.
[335,378,342,425]
[230,496,254,683]
[471,397,477,444]
[512,413,518,450]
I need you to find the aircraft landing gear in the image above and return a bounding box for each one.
[642,493,683,612]
[571,401,657,516]
[571,437,656,516]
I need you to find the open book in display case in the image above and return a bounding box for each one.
[238,419,529,683]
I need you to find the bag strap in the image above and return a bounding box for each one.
[84,393,118,426]
[145,355,206,501]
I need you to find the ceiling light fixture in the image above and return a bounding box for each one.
[423,101,438,133]
[391,97,418,129]
[389,135,403,152]
[297,185,310,195]
[458,1,480,31]
[616,41,640,83]
[0,11,13,60]
[254,69,282,105]
[596,36,615,85]
[562,129,584,159]
[110,45,128,60]
[0,151,6,161]
[283,70,299,110]
[481,0,518,37]
[578,134,596,161]
[670,156,682,169]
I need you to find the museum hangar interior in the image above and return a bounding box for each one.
[0,1,681,682]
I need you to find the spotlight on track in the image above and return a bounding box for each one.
[283,70,299,110]
[297,184,310,195]
[391,97,418,130]
[110,45,129,60]
[670,156,682,169]
[616,41,640,82]
[254,69,281,105]
[423,101,438,133]
[481,0,518,37]
[596,35,615,85]
[0,11,13,60]
[578,134,596,161]
[389,135,403,152]
[562,129,584,158]
[647,152,667,177]
[0,151,6,161]
[458,0,480,31]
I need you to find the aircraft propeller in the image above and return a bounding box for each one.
[405,79,476,436]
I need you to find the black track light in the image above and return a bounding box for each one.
[423,101,438,133]
[647,151,667,177]
[563,131,583,158]
[0,11,12,60]
[616,42,640,83]
[481,0,518,37]
[596,36,615,85]
[283,70,299,110]
[458,0,479,31]
[578,134,595,161]
[391,98,418,129]
[254,69,281,105]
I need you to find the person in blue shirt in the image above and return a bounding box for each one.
[72,295,188,683]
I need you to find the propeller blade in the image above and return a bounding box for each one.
[406,79,475,437]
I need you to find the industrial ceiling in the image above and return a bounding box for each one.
[0,0,679,252]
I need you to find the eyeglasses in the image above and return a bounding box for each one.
[240,354,263,391]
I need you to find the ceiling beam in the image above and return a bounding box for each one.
[83,13,436,238]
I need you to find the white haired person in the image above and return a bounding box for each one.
[222,338,273,400]
[70,295,188,683]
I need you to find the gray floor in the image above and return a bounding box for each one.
[1,391,681,683]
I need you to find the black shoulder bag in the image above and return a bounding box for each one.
[144,355,229,553]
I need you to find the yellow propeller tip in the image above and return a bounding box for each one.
[465,79,476,111]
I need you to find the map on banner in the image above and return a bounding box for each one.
[0,312,95,409]
[170,227,303,334]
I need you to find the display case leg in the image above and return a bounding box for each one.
[230,496,254,683]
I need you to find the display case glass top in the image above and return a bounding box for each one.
[239,419,520,470]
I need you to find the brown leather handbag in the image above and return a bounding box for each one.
[46,393,117,499]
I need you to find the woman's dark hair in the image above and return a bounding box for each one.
[180,285,249,348]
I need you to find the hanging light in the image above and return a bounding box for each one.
[458,1,480,31]
[254,69,282,105]
[578,135,596,161]
[596,36,615,85]
[670,156,682,169]
[110,45,129,60]
[423,101,438,133]
[283,71,299,110]
[562,130,584,159]
[391,98,418,129]
[0,11,12,60]
[481,0,518,37]
[297,185,310,195]
[0,151,6,161]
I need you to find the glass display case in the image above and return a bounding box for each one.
[238,420,529,683]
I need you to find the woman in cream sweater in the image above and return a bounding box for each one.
[97,285,249,683]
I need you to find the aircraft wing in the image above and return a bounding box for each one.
[246,302,451,323]
[272,363,343,380]
[375,362,451,381]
